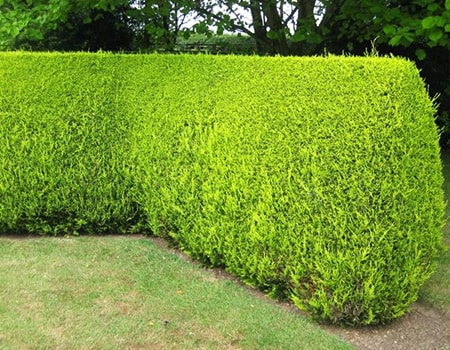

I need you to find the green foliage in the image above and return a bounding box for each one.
[0,53,445,326]
[330,0,450,58]
[0,53,145,235]
[0,0,61,48]
[127,54,445,325]
[0,0,201,51]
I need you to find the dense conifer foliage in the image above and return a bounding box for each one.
[0,53,444,325]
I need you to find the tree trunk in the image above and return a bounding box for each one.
[298,0,317,26]
[249,0,268,54]
[292,0,319,55]
[261,0,289,55]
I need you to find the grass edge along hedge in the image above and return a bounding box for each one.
[0,52,445,326]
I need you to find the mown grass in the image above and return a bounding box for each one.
[419,150,450,316]
[0,236,353,350]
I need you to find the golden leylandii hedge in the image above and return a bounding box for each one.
[0,53,444,325]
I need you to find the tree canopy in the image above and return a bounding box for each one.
[2,1,449,55]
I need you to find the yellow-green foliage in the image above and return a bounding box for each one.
[0,53,144,235]
[0,52,445,325]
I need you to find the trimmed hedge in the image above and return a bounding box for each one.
[0,53,144,235]
[0,52,445,325]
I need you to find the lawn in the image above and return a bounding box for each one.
[0,236,352,350]
[419,150,450,316]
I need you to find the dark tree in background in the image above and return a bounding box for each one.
[21,7,135,51]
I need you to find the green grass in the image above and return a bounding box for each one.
[0,236,353,350]
[419,150,450,316]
